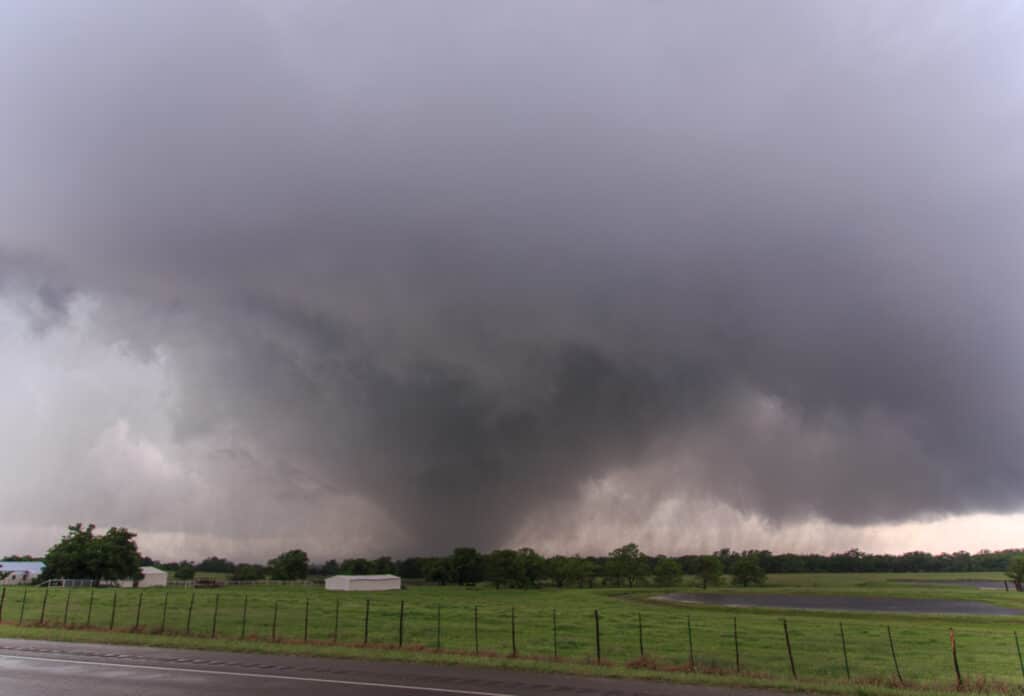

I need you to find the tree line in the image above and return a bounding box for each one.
[16,524,1024,587]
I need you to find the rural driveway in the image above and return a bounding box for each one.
[0,637,780,696]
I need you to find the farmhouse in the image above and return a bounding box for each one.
[117,566,169,588]
[0,561,44,585]
[325,574,401,591]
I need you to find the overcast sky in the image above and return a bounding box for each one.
[2,1,1023,562]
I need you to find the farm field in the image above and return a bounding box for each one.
[2,573,1024,695]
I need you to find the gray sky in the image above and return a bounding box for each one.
[2,1,1023,561]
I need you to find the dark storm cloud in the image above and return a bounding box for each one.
[2,1,1023,552]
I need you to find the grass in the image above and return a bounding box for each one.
[2,573,1024,696]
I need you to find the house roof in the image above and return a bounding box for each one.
[0,561,45,574]
[327,574,400,580]
[140,566,167,575]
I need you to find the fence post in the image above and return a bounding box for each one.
[240,595,248,639]
[303,597,309,642]
[511,608,517,657]
[783,619,797,679]
[687,615,694,670]
[950,628,962,687]
[435,605,440,650]
[839,622,851,680]
[398,600,405,646]
[474,606,479,655]
[272,600,279,641]
[364,599,371,645]
[135,592,144,631]
[1015,632,1024,680]
[887,625,904,685]
[40,586,49,624]
[109,590,118,630]
[161,592,169,634]
[0,586,5,622]
[594,609,602,663]
[733,617,740,672]
[63,590,72,627]
[552,608,558,657]
[638,613,645,657]
[212,594,220,638]
[85,588,94,627]
[333,598,340,643]
[185,592,195,635]
[18,587,27,625]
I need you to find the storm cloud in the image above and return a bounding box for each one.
[1,1,1023,557]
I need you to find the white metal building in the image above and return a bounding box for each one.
[0,561,44,585]
[325,574,401,591]
[117,566,169,588]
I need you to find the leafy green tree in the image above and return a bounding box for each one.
[732,556,767,587]
[174,562,196,580]
[546,555,573,588]
[608,543,645,587]
[513,547,545,588]
[196,556,236,573]
[267,549,309,580]
[371,556,396,574]
[339,558,371,574]
[42,523,141,584]
[320,559,341,576]
[424,558,453,585]
[449,547,484,585]
[232,564,266,581]
[653,556,682,586]
[485,549,518,589]
[1006,556,1024,591]
[697,555,723,589]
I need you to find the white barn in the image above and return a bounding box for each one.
[325,574,401,591]
[117,566,169,588]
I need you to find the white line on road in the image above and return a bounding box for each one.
[0,652,520,696]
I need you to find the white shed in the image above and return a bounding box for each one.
[0,561,44,585]
[325,574,401,591]
[118,566,169,588]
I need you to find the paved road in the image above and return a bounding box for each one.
[657,592,1024,615]
[0,638,777,696]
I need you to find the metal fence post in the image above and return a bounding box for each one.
[594,609,601,663]
[109,590,118,630]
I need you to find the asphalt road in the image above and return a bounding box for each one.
[657,592,1023,615]
[0,638,777,696]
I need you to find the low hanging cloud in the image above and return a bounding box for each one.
[1,1,1023,558]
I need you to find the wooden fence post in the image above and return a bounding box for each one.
[474,606,480,655]
[18,587,27,625]
[733,617,740,672]
[0,586,5,623]
[63,590,72,626]
[364,599,371,645]
[135,592,144,631]
[271,600,279,641]
[240,595,248,639]
[160,592,169,634]
[303,597,309,642]
[211,594,220,638]
[638,613,645,658]
[435,605,440,650]
[511,608,517,657]
[950,628,962,687]
[783,619,797,679]
[333,598,340,643]
[109,590,118,630]
[40,586,49,624]
[887,625,904,685]
[185,592,195,634]
[398,600,405,647]
[1015,631,1024,680]
[552,608,558,658]
[839,622,851,680]
[594,610,602,663]
[85,588,94,627]
[687,615,694,670]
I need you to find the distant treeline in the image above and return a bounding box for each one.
[144,546,1024,587]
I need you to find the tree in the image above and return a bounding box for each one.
[449,548,484,585]
[174,562,196,580]
[485,549,518,589]
[267,549,309,580]
[196,556,236,573]
[697,555,723,590]
[1006,556,1024,592]
[608,543,645,587]
[339,558,371,574]
[232,564,266,581]
[732,556,766,587]
[653,556,682,586]
[41,523,141,584]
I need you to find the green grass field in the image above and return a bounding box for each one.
[2,573,1023,695]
